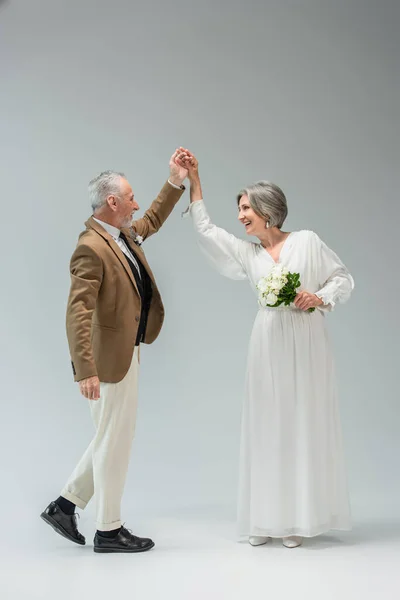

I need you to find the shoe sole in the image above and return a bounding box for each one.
[93,541,155,553]
[249,542,268,548]
[249,537,271,546]
[40,512,86,546]
[249,541,269,546]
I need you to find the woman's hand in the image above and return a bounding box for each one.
[294,291,324,311]
[175,148,202,203]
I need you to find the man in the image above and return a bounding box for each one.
[41,150,188,553]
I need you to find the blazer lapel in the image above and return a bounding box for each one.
[120,226,158,286]
[86,217,140,296]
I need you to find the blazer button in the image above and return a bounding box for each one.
[135,316,140,322]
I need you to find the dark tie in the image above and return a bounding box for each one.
[119,232,141,278]
[119,232,152,346]
[119,232,144,296]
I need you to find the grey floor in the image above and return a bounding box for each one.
[2,507,399,600]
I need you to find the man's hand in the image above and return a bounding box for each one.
[294,291,324,311]
[79,375,100,400]
[169,149,188,187]
[176,147,199,181]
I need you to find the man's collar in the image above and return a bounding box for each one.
[92,217,120,240]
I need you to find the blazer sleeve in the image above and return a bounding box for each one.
[130,181,185,241]
[66,244,103,381]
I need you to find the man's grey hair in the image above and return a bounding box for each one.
[237,181,288,228]
[88,170,126,212]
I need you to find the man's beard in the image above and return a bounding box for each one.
[121,213,134,229]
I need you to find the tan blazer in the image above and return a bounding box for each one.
[66,181,185,383]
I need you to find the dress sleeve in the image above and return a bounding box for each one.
[312,233,354,311]
[185,200,248,280]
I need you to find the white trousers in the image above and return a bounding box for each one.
[61,347,139,531]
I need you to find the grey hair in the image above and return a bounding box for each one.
[237,180,288,228]
[88,170,126,212]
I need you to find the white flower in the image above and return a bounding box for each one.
[257,266,294,308]
[266,292,278,305]
[271,278,285,291]
[257,278,269,293]
[258,294,268,307]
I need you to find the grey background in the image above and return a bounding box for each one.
[0,0,398,532]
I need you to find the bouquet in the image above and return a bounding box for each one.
[256,264,315,312]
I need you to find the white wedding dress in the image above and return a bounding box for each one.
[187,200,354,538]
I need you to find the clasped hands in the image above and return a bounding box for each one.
[79,148,322,401]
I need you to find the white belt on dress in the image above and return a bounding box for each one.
[258,305,303,312]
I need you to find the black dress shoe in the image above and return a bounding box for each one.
[40,501,86,546]
[93,526,154,553]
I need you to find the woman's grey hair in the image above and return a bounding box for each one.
[88,170,126,212]
[237,181,288,228]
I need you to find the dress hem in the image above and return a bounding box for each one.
[238,522,352,540]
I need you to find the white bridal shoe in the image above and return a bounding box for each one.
[282,536,303,548]
[249,536,271,546]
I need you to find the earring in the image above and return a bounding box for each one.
[265,220,270,229]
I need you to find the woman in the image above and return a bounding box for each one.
[178,149,354,548]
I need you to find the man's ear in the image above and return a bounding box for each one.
[106,195,118,212]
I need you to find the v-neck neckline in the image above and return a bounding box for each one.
[261,232,295,264]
